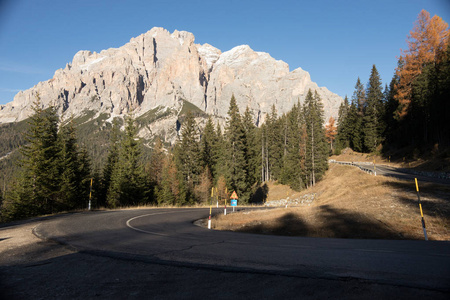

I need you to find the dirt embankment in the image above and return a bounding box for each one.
[212,164,450,240]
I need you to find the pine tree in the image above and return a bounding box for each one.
[176,111,202,186]
[214,122,227,183]
[364,64,385,151]
[107,116,148,207]
[260,123,269,182]
[435,43,450,145]
[347,101,363,152]
[242,107,259,187]
[383,64,402,146]
[12,96,61,217]
[280,102,306,190]
[354,77,366,114]
[363,103,378,152]
[303,90,328,186]
[349,79,365,152]
[336,96,350,151]
[148,137,165,186]
[158,153,179,205]
[76,146,92,208]
[224,95,249,202]
[266,105,283,181]
[58,116,82,210]
[200,116,218,180]
[100,118,121,207]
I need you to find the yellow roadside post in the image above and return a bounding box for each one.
[88,178,93,211]
[208,187,213,229]
[415,178,428,241]
[224,187,228,215]
[215,187,219,208]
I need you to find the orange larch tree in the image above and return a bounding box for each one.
[325,116,337,152]
[395,9,449,118]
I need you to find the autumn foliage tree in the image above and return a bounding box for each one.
[325,117,337,153]
[395,9,449,119]
[388,9,450,148]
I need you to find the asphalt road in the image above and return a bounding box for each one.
[333,160,450,186]
[0,208,445,298]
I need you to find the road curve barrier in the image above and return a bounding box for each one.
[329,159,376,175]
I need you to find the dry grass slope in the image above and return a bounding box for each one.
[213,164,450,240]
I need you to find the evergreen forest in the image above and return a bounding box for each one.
[0,9,449,222]
[336,10,450,156]
[0,91,329,221]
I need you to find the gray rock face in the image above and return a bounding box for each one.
[0,27,342,131]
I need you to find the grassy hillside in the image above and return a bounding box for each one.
[212,163,450,240]
[0,99,211,191]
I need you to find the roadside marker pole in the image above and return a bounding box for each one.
[415,178,428,241]
[216,187,218,208]
[223,188,228,216]
[208,187,213,229]
[88,178,93,211]
[224,188,227,216]
[373,159,376,176]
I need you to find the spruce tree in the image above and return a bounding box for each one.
[303,90,328,186]
[176,111,202,186]
[383,67,401,146]
[242,107,259,187]
[11,96,61,217]
[158,153,179,205]
[107,116,147,207]
[148,137,165,186]
[354,77,366,114]
[336,96,350,151]
[100,118,121,207]
[280,102,306,190]
[214,122,227,183]
[224,95,249,202]
[200,116,218,179]
[363,103,378,152]
[349,79,365,152]
[364,65,384,152]
[435,43,450,145]
[260,123,269,182]
[58,117,82,210]
[76,146,92,208]
[266,105,283,181]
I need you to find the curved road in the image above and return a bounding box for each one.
[331,160,450,185]
[31,208,450,295]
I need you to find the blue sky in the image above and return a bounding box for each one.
[0,0,449,105]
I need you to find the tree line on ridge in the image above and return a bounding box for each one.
[0,91,329,221]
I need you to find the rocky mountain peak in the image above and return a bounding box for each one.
[0,27,343,142]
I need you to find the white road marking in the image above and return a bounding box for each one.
[126,209,202,236]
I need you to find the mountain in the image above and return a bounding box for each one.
[0,27,342,143]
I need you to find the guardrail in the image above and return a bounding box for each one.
[329,159,376,175]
